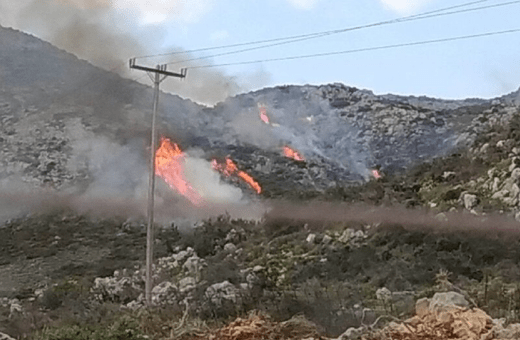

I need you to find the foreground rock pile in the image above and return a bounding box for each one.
[207,313,322,340]
[361,292,520,340]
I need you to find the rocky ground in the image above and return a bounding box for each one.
[4,24,520,340]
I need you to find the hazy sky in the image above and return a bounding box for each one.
[3,0,520,100]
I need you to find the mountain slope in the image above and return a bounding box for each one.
[1,25,519,205]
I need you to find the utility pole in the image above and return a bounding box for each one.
[129,58,187,306]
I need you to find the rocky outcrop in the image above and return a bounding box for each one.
[365,292,520,340]
[1,25,519,199]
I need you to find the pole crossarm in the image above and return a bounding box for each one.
[129,58,187,79]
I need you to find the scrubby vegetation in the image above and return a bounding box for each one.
[2,112,520,339]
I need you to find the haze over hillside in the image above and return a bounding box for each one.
[0,24,519,221]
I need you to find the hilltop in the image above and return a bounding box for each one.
[1,25,520,340]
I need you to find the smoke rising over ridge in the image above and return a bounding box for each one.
[0,0,270,105]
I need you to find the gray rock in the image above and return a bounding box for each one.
[376,287,392,302]
[515,211,520,223]
[429,292,469,313]
[338,228,355,243]
[253,265,264,273]
[306,233,316,244]
[179,277,196,294]
[182,255,206,277]
[338,326,364,339]
[151,281,178,305]
[415,297,430,318]
[205,281,239,306]
[322,235,332,245]
[492,177,501,192]
[512,183,520,199]
[492,189,509,200]
[223,242,237,253]
[0,332,16,340]
[512,168,520,182]
[442,171,456,180]
[492,320,520,340]
[463,193,478,210]
[173,247,195,263]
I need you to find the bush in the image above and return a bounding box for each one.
[36,315,147,340]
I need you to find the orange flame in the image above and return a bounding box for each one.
[155,138,203,205]
[212,157,262,194]
[258,104,270,124]
[283,146,305,162]
[371,169,382,179]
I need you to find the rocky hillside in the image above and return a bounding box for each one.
[4,24,520,340]
[1,24,520,204]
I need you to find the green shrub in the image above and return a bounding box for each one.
[36,315,147,340]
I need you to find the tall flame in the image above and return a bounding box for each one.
[212,157,262,194]
[283,146,305,162]
[258,104,270,124]
[155,138,203,205]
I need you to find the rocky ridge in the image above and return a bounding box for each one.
[1,25,520,200]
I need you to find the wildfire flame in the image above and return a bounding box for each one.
[258,104,270,124]
[212,157,262,194]
[372,169,382,179]
[283,146,305,162]
[155,137,203,205]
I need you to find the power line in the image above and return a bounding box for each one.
[187,28,520,69]
[163,0,520,66]
[135,0,492,61]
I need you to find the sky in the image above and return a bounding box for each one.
[1,0,520,103]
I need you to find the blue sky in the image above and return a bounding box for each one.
[124,0,520,100]
[2,0,519,102]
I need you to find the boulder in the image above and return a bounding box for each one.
[0,332,16,340]
[151,281,178,305]
[223,242,237,253]
[179,277,196,294]
[493,321,520,339]
[429,292,469,313]
[415,297,430,318]
[183,255,206,277]
[512,168,520,181]
[205,281,239,306]
[306,233,316,244]
[463,194,478,210]
[322,235,332,245]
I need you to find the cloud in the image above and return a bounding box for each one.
[379,0,433,15]
[286,0,320,10]
[112,0,214,24]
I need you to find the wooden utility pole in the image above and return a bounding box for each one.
[129,58,187,306]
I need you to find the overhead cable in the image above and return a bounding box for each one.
[135,0,492,61]
[164,0,520,66]
[187,28,520,69]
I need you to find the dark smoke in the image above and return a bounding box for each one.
[1,0,270,105]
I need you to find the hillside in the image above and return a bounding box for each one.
[2,24,520,202]
[2,25,520,340]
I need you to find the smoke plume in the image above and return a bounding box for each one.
[0,0,270,105]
